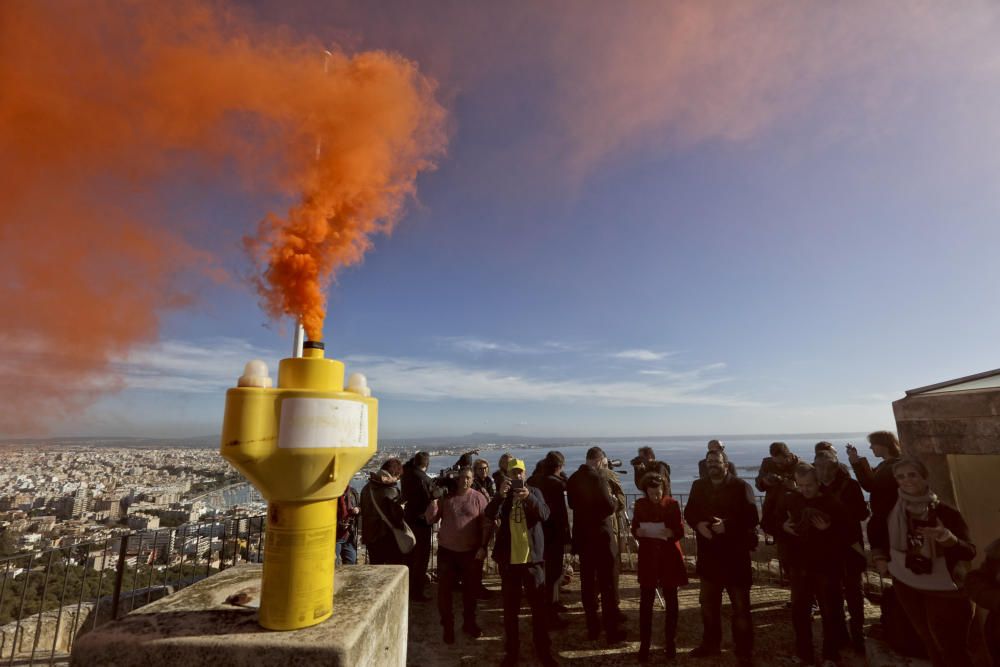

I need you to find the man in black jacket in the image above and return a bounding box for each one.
[400,452,437,601]
[486,459,556,667]
[567,446,627,644]
[778,463,852,666]
[528,450,571,628]
[816,450,869,652]
[684,449,758,667]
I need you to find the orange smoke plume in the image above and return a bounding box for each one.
[0,1,446,433]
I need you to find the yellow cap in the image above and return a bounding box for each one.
[509,458,527,472]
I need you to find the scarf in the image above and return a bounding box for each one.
[888,488,938,554]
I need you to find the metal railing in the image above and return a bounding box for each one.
[0,514,265,665]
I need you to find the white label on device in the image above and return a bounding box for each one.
[278,398,369,449]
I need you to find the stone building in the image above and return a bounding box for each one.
[893,368,1000,564]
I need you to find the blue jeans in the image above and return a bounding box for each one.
[336,538,357,565]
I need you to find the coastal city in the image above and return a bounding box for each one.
[0,438,495,569]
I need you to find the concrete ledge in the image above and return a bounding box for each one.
[69,564,408,667]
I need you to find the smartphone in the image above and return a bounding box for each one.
[511,479,525,491]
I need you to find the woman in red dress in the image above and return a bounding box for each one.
[631,471,688,662]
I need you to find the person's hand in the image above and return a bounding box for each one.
[498,479,511,498]
[919,522,955,544]
[781,477,797,490]
[696,521,714,539]
[710,518,725,534]
[811,515,830,531]
[351,507,360,515]
[874,558,889,575]
[783,516,798,536]
[513,486,529,501]
[475,547,487,561]
[846,443,860,464]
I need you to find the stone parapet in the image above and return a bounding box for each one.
[69,564,408,667]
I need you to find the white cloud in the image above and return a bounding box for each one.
[441,336,539,354]
[345,354,760,408]
[105,338,761,410]
[612,349,672,361]
[110,338,282,393]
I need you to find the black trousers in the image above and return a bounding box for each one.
[699,577,753,659]
[639,586,678,651]
[409,520,432,596]
[790,568,841,661]
[543,544,564,613]
[437,546,480,628]
[834,550,866,643]
[500,562,551,659]
[579,543,620,636]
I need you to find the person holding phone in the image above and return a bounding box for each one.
[486,459,556,667]
[846,431,901,547]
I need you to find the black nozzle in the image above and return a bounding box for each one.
[303,340,325,350]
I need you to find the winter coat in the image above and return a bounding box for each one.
[566,464,618,554]
[359,471,405,546]
[486,486,550,565]
[400,461,436,526]
[683,474,760,586]
[528,471,570,551]
[631,496,688,589]
[868,497,976,581]
[850,456,899,522]
[821,466,869,547]
[472,474,496,499]
[774,491,852,574]
[336,486,360,547]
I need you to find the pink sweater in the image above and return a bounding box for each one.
[426,490,488,552]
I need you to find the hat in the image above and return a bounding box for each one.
[509,459,527,472]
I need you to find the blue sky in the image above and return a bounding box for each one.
[15,1,1000,439]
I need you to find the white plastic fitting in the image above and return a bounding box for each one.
[346,372,371,397]
[237,360,273,388]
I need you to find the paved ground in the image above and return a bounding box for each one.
[407,571,879,667]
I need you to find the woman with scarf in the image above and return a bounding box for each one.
[870,458,977,667]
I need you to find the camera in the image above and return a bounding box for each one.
[904,551,933,575]
[608,459,623,468]
[510,479,525,491]
[434,468,460,496]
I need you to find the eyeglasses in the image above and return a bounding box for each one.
[475,466,488,470]
[894,471,923,480]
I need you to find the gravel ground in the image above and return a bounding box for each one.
[406,572,878,667]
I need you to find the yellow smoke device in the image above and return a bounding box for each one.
[220,341,377,630]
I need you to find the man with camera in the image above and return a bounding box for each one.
[567,446,627,644]
[777,463,851,667]
[401,452,438,601]
[684,449,759,666]
[486,459,556,667]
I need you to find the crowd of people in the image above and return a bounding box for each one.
[339,433,999,667]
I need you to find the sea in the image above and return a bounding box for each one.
[422,434,868,498]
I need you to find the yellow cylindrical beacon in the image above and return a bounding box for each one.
[220,340,377,630]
